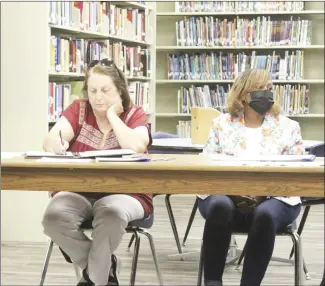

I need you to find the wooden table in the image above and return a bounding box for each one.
[2,154,324,197]
[2,154,324,285]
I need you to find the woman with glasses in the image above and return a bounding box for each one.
[199,69,305,286]
[42,59,152,286]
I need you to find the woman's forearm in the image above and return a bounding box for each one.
[107,111,148,153]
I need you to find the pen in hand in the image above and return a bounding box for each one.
[59,130,66,155]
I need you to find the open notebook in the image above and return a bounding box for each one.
[24,149,136,159]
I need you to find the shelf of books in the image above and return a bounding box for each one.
[47,1,156,130]
[155,1,324,140]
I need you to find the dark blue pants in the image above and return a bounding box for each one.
[198,196,301,286]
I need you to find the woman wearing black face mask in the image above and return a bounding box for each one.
[198,69,305,286]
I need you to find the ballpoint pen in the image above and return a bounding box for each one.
[59,130,66,155]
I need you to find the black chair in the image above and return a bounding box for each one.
[127,194,183,254]
[39,215,163,286]
[184,196,318,279]
[235,198,325,279]
[197,222,303,286]
[128,132,184,255]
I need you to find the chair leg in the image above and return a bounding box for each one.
[320,268,325,286]
[291,232,302,286]
[127,234,136,252]
[235,244,246,269]
[73,263,81,281]
[165,194,182,254]
[139,230,164,285]
[39,240,54,286]
[129,230,141,286]
[289,206,310,259]
[197,241,204,286]
[182,197,199,246]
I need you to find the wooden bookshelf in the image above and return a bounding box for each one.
[155,1,325,140]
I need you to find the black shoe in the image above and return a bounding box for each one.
[107,254,121,286]
[77,268,94,286]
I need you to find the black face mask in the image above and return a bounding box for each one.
[248,90,274,115]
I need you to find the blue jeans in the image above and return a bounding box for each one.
[198,196,301,286]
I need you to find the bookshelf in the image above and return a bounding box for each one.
[48,1,156,130]
[155,1,324,140]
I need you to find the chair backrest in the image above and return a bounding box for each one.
[191,107,221,144]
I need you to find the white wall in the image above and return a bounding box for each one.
[1,2,50,242]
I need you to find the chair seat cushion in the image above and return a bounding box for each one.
[235,221,296,235]
[80,215,154,230]
[128,214,154,229]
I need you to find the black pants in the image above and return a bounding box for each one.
[198,196,301,286]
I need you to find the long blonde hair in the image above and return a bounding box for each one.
[227,69,281,117]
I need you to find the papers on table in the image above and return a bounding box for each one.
[208,154,317,162]
[1,152,24,159]
[25,149,136,159]
[211,160,324,167]
[25,151,74,158]
[96,155,150,162]
[36,157,92,163]
[204,154,324,167]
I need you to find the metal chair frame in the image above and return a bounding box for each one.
[184,197,324,280]
[128,194,183,254]
[197,226,303,286]
[39,224,163,286]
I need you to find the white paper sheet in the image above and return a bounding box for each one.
[208,154,316,162]
[1,152,24,159]
[96,156,150,162]
[211,160,324,167]
[36,157,92,163]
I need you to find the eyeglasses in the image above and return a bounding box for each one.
[87,58,124,80]
[88,58,116,69]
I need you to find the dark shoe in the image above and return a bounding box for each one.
[107,254,121,285]
[77,268,94,286]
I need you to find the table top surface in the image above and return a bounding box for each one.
[1,153,324,174]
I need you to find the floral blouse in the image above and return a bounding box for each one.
[203,113,305,156]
